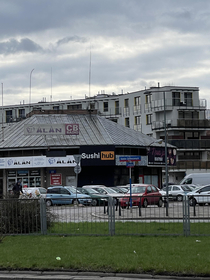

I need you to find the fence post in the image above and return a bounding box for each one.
[183,195,190,236]
[40,198,47,235]
[108,197,115,236]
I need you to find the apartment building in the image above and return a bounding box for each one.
[1,85,209,183]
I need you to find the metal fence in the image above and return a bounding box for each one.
[1,195,210,237]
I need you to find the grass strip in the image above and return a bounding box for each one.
[0,234,210,276]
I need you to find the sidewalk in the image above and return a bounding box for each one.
[0,270,205,280]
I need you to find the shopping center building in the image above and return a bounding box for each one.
[0,109,174,197]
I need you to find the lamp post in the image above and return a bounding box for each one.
[29,69,34,107]
[163,91,169,216]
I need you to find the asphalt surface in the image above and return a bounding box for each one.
[0,271,207,280]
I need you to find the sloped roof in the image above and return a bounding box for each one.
[0,112,167,150]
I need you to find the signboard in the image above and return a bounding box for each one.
[50,174,62,185]
[119,156,141,162]
[148,147,177,166]
[126,162,135,168]
[0,156,77,169]
[80,146,115,166]
[24,124,79,135]
[74,165,82,174]
[116,155,147,166]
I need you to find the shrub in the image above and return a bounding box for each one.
[0,198,54,235]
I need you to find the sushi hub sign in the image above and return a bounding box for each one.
[80,146,115,166]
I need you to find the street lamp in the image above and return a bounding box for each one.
[163,91,169,216]
[29,69,35,106]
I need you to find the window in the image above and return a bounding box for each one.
[6,110,13,123]
[172,92,180,106]
[145,95,151,104]
[103,102,108,112]
[115,101,120,114]
[184,92,192,106]
[178,111,199,119]
[124,99,129,107]
[53,106,59,110]
[134,96,141,106]
[146,114,152,125]
[135,116,141,125]
[67,104,82,110]
[18,109,25,118]
[125,118,130,127]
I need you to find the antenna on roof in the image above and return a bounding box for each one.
[89,44,91,98]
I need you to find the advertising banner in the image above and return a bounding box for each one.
[148,147,177,166]
[0,156,77,169]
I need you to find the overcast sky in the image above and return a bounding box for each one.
[1,0,210,107]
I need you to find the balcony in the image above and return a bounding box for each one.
[151,98,206,112]
[99,107,122,117]
[169,160,210,171]
[133,105,141,115]
[168,139,210,149]
[133,124,142,132]
[152,119,210,130]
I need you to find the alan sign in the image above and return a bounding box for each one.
[24,124,79,135]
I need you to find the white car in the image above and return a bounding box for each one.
[22,187,47,199]
[159,185,191,202]
[188,185,210,206]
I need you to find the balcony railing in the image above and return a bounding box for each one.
[133,124,142,132]
[169,160,210,170]
[152,119,210,130]
[151,98,206,112]
[133,105,141,115]
[168,139,210,149]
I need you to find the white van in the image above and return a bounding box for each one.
[180,173,210,187]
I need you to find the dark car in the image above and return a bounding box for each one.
[119,184,163,208]
[77,187,108,206]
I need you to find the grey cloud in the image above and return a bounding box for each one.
[56,36,88,47]
[0,38,43,55]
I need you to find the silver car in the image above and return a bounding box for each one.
[159,185,191,201]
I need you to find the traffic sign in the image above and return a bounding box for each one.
[119,156,141,162]
[126,162,135,168]
[73,154,82,164]
[74,165,81,174]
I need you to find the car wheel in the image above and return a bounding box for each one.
[91,199,98,206]
[46,200,52,207]
[198,203,205,206]
[158,198,163,207]
[189,197,197,206]
[177,195,183,202]
[143,199,148,208]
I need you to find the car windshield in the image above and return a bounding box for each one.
[131,186,146,194]
[65,187,81,194]
[86,188,99,194]
[105,188,118,194]
[39,188,47,194]
[181,186,191,191]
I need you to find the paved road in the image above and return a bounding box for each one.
[0,271,201,280]
[49,201,210,223]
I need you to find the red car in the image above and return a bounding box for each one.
[120,184,163,208]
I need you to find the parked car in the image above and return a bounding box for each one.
[108,187,128,194]
[22,187,47,199]
[82,185,121,203]
[119,184,163,208]
[46,186,92,206]
[188,185,210,206]
[159,185,191,201]
[77,187,108,206]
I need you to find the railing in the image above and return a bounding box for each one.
[152,118,210,130]
[168,139,210,149]
[1,195,210,237]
